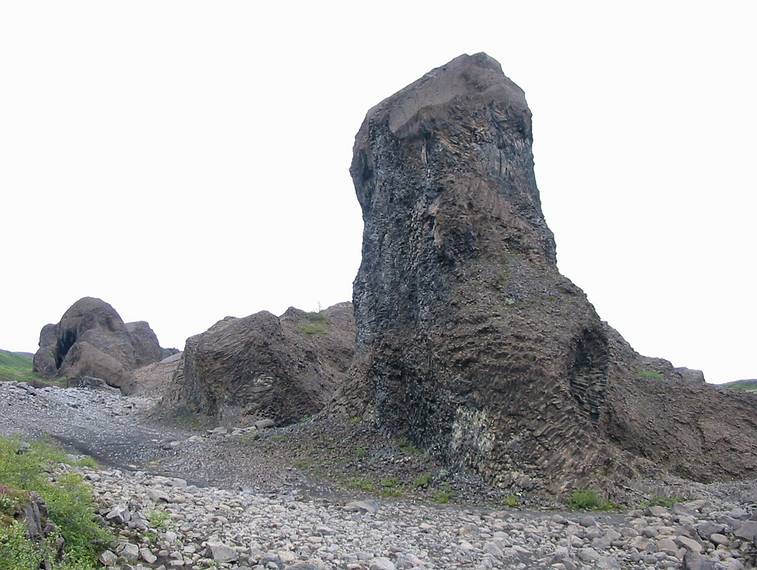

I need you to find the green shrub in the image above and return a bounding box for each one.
[397,438,422,456]
[504,494,519,508]
[413,473,432,489]
[0,521,48,569]
[347,478,375,492]
[0,437,113,566]
[568,489,616,511]
[637,369,664,380]
[148,509,172,530]
[239,432,259,445]
[643,495,684,508]
[298,313,330,335]
[433,485,454,504]
[354,446,367,459]
[379,479,403,497]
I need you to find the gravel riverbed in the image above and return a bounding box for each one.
[1,382,756,569]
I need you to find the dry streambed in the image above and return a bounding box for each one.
[1,382,757,569]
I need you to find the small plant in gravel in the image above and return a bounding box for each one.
[239,432,259,445]
[347,478,375,492]
[397,437,423,456]
[379,479,404,498]
[568,489,617,511]
[148,509,172,530]
[75,456,99,469]
[413,473,432,489]
[354,446,367,459]
[433,484,454,504]
[643,495,684,508]
[504,494,520,508]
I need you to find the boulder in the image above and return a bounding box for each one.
[130,352,183,396]
[163,303,355,425]
[342,52,757,492]
[32,323,58,377]
[124,321,164,367]
[32,297,170,393]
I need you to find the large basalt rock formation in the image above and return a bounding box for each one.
[346,53,757,492]
[32,297,171,393]
[163,302,355,426]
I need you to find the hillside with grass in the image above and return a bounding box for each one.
[0,436,112,568]
[720,379,757,394]
[0,349,41,382]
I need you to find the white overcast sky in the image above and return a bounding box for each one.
[0,2,754,383]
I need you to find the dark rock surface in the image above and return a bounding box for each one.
[163,303,355,426]
[32,297,170,393]
[343,52,757,493]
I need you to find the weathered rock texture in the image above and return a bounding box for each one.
[345,53,757,492]
[32,297,171,393]
[130,352,183,396]
[163,303,355,426]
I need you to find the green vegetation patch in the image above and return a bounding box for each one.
[397,437,423,456]
[347,478,375,492]
[0,350,54,384]
[637,369,664,381]
[298,312,330,335]
[721,379,757,393]
[432,484,454,504]
[568,489,617,511]
[643,495,684,508]
[148,509,173,530]
[413,473,432,489]
[503,494,520,508]
[0,436,113,568]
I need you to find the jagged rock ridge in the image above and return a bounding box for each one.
[163,302,355,426]
[32,297,174,393]
[344,52,757,492]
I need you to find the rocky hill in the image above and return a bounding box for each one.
[341,52,757,494]
[162,302,355,426]
[32,297,175,393]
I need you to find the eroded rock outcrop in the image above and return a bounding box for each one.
[163,302,355,426]
[32,297,172,393]
[344,53,757,492]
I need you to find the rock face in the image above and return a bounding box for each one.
[130,352,183,396]
[346,53,757,492]
[32,297,171,393]
[164,303,355,426]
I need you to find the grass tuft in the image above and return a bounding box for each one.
[637,369,664,380]
[432,484,454,504]
[568,489,617,511]
[643,495,684,508]
[413,473,432,489]
[148,509,172,530]
[504,494,520,508]
[298,313,330,335]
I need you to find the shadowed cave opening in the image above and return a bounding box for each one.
[55,329,77,368]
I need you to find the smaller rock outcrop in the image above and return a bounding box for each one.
[32,297,172,393]
[130,352,183,396]
[163,302,355,426]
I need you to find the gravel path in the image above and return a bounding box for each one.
[2,382,757,569]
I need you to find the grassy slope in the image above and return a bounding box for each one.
[0,437,112,568]
[720,379,757,394]
[0,349,41,382]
